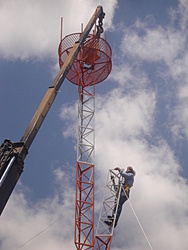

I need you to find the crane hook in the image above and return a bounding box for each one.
[96,12,105,36]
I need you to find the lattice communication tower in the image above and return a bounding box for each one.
[58,18,112,250]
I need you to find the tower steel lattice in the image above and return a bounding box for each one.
[58,19,112,249]
[94,170,123,249]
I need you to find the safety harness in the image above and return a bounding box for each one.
[115,182,130,198]
[123,183,130,198]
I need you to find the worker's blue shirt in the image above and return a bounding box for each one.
[120,169,134,187]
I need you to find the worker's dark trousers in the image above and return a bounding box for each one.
[114,191,129,227]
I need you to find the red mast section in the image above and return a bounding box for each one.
[58,8,112,249]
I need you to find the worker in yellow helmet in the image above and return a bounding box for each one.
[105,166,136,228]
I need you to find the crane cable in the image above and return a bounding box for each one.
[122,187,154,250]
[15,214,65,250]
[14,185,105,250]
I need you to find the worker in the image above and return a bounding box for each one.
[104,166,136,228]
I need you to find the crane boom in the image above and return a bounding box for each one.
[0,6,105,215]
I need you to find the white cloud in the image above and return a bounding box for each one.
[117,0,188,144]
[120,19,184,65]
[95,87,155,141]
[110,63,149,89]
[172,84,188,139]
[59,102,77,138]
[0,167,76,250]
[0,0,117,61]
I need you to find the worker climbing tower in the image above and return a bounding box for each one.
[58,7,112,250]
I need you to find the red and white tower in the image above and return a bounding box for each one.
[58,13,112,249]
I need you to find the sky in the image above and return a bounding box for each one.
[0,0,188,249]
